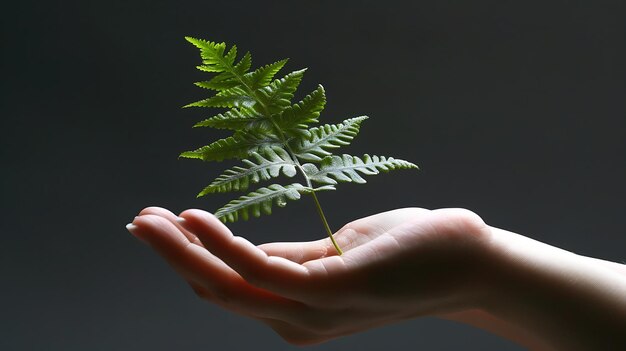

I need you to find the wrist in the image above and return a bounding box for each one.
[479,226,626,350]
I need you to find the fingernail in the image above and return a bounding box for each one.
[176,217,187,225]
[126,223,138,235]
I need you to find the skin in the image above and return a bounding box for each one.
[127,207,626,350]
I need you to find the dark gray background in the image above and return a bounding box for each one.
[2,1,625,350]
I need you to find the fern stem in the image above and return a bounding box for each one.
[220,57,343,255]
[288,148,342,255]
[310,191,343,255]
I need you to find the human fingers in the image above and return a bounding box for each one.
[178,209,320,301]
[127,214,305,320]
[179,208,433,304]
[137,206,203,246]
[257,240,330,264]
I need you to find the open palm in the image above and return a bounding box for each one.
[129,207,491,345]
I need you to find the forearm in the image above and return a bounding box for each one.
[479,226,626,350]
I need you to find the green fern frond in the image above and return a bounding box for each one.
[180,131,282,161]
[232,51,253,75]
[221,45,238,67]
[184,86,255,108]
[196,71,237,90]
[196,43,237,73]
[193,107,262,130]
[198,147,297,196]
[185,37,229,70]
[244,59,289,90]
[302,154,418,185]
[194,79,240,91]
[215,183,305,222]
[274,85,326,137]
[257,69,307,114]
[180,37,419,254]
[194,52,252,91]
[292,116,368,162]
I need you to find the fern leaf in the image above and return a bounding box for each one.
[215,183,305,222]
[195,71,238,90]
[292,116,368,162]
[193,107,262,130]
[180,132,282,162]
[194,79,240,91]
[257,69,307,114]
[185,37,229,70]
[221,45,238,67]
[244,59,289,90]
[194,52,252,91]
[228,85,326,136]
[184,86,255,108]
[198,147,297,196]
[193,106,276,135]
[303,154,418,185]
[274,85,326,137]
[232,51,252,75]
[195,65,226,73]
[181,37,418,249]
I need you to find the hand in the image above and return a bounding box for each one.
[127,207,492,345]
